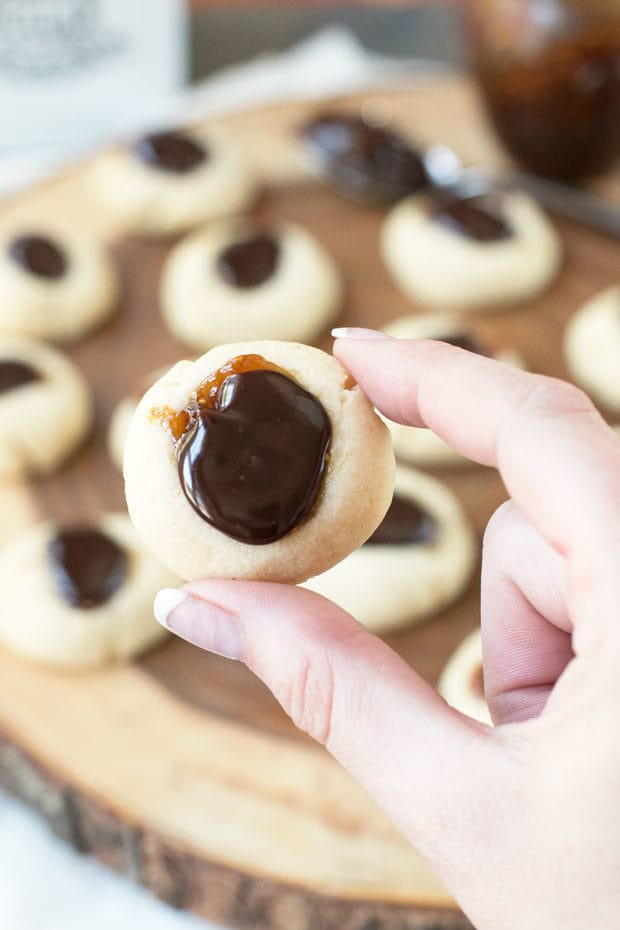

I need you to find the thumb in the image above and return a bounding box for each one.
[154,580,497,865]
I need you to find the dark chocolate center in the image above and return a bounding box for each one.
[9,235,67,279]
[0,360,40,394]
[133,131,207,174]
[436,332,488,356]
[48,528,128,609]
[431,195,513,242]
[301,113,428,206]
[365,495,439,546]
[177,369,331,545]
[217,234,280,289]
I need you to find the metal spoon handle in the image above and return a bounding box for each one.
[508,171,620,239]
[424,145,620,240]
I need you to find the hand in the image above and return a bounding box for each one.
[154,330,620,930]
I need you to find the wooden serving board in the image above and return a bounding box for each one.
[0,76,619,930]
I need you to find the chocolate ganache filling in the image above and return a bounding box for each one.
[154,355,332,545]
[0,360,40,394]
[48,528,128,609]
[217,233,281,289]
[133,130,208,174]
[431,195,513,243]
[365,495,438,546]
[301,113,428,206]
[9,235,68,279]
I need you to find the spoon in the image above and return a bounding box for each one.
[424,144,620,239]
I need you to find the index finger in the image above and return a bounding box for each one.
[334,332,620,647]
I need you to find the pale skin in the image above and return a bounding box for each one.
[154,330,620,929]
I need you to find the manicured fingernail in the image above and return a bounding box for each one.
[154,588,246,661]
[331,327,393,341]
[154,588,187,626]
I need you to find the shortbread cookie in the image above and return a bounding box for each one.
[303,466,476,634]
[564,286,620,411]
[383,313,526,466]
[124,341,395,583]
[438,629,492,725]
[107,366,172,471]
[0,513,176,669]
[0,337,91,478]
[89,126,258,237]
[0,228,118,342]
[300,112,428,205]
[381,190,561,310]
[109,395,140,473]
[161,221,342,350]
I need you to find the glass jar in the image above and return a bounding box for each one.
[468,0,620,181]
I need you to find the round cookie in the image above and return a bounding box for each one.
[89,126,258,237]
[124,341,395,583]
[107,366,173,471]
[109,395,140,473]
[0,513,177,669]
[382,313,526,467]
[161,220,342,350]
[300,112,428,206]
[381,190,562,311]
[0,336,91,479]
[438,629,492,726]
[564,286,620,412]
[0,227,118,342]
[303,466,476,634]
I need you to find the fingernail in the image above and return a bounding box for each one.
[153,588,246,661]
[331,327,393,341]
[154,588,187,626]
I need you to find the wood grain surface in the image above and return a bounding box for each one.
[0,76,618,930]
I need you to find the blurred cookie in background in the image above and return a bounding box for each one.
[107,365,176,472]
[0,336,91,479]
[382,313,526,467]
[89,126,258,237]
[161,220,342,350]
[0,513,176,670]
[381,190,562,311]
[303,465,476,635]
[438,628,492,726]
[0,227,118,342]
[564,286,620,413]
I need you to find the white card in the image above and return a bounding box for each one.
[0,0,187,152]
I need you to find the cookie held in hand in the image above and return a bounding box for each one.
[124,341,395,583]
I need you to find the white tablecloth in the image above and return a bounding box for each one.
[0,28,445,929]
